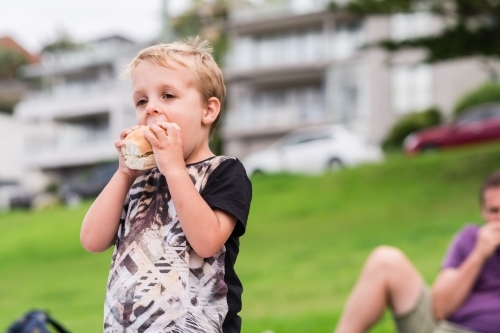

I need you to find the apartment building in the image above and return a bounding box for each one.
[221,0,499,157]
[14,36,143,182]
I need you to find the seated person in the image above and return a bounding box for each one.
[334,171,500,333]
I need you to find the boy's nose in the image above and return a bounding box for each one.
[145,102,161,115]
[144,101,168,123]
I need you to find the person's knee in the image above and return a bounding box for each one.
[365,246,407,272]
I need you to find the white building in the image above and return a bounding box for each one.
[14,36,143,182]
[0,114,31,181]
[221,0,500,157]
[0,113,48,192]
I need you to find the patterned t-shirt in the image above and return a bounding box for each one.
[104,156,252,333]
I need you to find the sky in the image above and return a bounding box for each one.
[0,0,192,54]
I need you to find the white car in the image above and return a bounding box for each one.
[241,125,383,176]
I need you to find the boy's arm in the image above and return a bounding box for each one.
[80,127,143,253]
[165,168,237,258]
[80,170,136,252]
[145,123,243,258]
[432,223,500,320]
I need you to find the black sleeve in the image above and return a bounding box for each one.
[200,158,252,237]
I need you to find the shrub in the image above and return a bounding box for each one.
[454,82,500,116]
[0,98,17,114]
[383,107,442,151]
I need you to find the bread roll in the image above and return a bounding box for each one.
[121,125,157,170]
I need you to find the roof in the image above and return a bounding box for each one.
[0,36,40,64]
[91,35,136,44]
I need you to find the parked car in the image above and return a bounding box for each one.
[59,161,118,206]
[0,180,33,210]
[404,103,500,154]
[241,125,383,176]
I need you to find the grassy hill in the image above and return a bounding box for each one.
[2,143,500,332]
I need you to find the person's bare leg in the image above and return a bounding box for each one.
[335,246,423,333]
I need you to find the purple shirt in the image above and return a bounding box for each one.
[442,224,500,333]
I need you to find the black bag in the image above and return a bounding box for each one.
[6,310,70,333]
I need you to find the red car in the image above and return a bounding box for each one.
[403,103,500,154]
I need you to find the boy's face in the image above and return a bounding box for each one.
[481,186,500,224]
[131,60,214,161]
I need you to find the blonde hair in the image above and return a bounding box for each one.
[122,36,226,137]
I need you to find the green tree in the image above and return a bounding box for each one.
[171,0,258,64]
[382,107,442,151]
[342,0,500,64]
[454,82,500,115]
[41,29,82,54]
[0,47,28,79]
[0,47,29,114]
[172,0,234,65]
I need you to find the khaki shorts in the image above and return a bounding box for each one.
[394,285,478,333]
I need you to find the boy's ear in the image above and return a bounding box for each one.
[202,97,221,125]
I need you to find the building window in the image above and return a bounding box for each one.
[229,29,325,70]
[257,30,324,67]
[331,22,364,60]
[391,64,433,114]
[232,86,325,129]
[330,65,367,124]
[304,29,324,63]
[290,0,330,14]
[390,12,433,41]
[230,36,254,70]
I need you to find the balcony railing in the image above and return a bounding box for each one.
[229,0,331,22]
[15,79,132,121]
[23,79,130,102]
[25,124,111,153]
[225,23,364,72]
[224,105,326,131]
[23,43,141,77]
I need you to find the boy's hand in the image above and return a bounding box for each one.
[145,122,186,177]
[114,126,148,180]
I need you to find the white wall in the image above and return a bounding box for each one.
[0,114,49,192]
[0,114,24,180]
[434,57,500,117]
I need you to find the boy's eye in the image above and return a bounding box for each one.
[163,93,175,99]
[136,99,147,106]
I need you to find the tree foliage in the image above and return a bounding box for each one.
[41,29,82,54]
[0,47,28,79]
[346,0,500,17]
[0,98,18,114]
[172,0,232,65]
[0,44,30,114]
[343,0,500,62]
[383,107,442,150]
[345,0,419,13]
[454,82,500,115]
[379,21,500,63]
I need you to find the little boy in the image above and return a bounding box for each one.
[80,37,252,333]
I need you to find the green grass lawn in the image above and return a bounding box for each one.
[2,143,500,332]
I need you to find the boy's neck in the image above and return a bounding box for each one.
[185,144,215,165]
